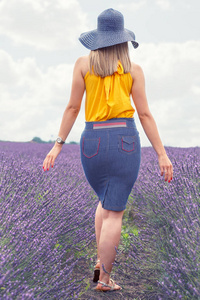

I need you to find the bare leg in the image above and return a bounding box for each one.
[95,201,103,263]
[97,208,124,289]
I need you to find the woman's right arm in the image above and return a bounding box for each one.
[131,63,173,182]
[43,57,86,171]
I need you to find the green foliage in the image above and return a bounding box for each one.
[69,141,78,144]
[31,136,54,143]
[32,137,43,143]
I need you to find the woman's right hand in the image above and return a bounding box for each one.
[43,143,63,171]
[158,153,173,183]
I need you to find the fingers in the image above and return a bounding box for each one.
[42,144,62,171]
[162,164,173,183]
[158,154,173,183]
[160,166,164,177]
[43,154,54,171]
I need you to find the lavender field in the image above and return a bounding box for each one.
[0,141,199,300]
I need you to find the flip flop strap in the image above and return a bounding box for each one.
[98,279,115,290]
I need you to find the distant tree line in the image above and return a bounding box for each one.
[31,137,78,144]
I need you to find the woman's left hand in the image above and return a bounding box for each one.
[43,143,62,171]
[158,153,173,182]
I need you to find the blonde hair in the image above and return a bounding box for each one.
[89,42,131,77]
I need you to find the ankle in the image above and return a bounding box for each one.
[99,274,110,284]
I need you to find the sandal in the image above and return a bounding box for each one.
[93,259,100,282]
[95,278,122,292]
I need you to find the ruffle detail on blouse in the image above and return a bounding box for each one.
[116,61,124,75]
[104,61,124,101]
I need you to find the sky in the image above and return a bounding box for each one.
[0,0,200,147]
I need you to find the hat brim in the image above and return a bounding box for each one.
[79,28,139,50]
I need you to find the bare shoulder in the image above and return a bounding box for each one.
[130,62,144,81]
[74,55,89,77]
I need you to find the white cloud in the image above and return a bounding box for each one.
[0,49,75,142]
[0,0,88,50]
[131,41,200,98]
[130,41,200,147]
[191,84,200,95]
[155,0,171,10]
[117,1,147,11]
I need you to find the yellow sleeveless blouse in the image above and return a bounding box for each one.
[84,61,135,121]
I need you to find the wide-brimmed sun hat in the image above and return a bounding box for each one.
[79,8,139,50]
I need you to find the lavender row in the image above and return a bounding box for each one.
[0,142,96,299]
[0,142,199,299]
[127,147,200,299]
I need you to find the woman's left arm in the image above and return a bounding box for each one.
[131,63,173,182]
[43,57,85,171]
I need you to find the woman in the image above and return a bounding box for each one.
[43,8,173,292]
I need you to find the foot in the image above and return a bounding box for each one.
[95,278,122,292]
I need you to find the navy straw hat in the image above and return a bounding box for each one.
[79,8,139,50]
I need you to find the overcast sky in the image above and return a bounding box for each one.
[0,0,199,147]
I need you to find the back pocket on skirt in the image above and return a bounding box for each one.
[118,135,136,154]
[82,137,100,158]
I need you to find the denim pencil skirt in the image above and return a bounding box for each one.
[80,118,141,211]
